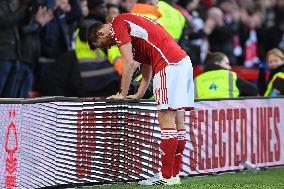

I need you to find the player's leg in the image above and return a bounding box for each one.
[138,109,177,185]
[139,57,193,185]
[164,56,193,184]
[172,110,186,184]
[157,109,178,180]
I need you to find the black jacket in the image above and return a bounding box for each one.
[40,50,81,96]
[203,64,259,96]
[0,1,27,59]
[19,2,42,64]
[258,64,284,96]
[40,50,120,97]
[208,24,238,65]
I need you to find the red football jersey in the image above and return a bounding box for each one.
[110,13,188,74]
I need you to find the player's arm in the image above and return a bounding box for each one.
[108,42,135,99]
[131,64,152,99]
[119,42,136,97]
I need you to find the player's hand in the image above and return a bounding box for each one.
[107,93,126,100]
[127,94,141,100]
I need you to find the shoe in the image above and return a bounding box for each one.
[172,175,181,185]
[138,172,175,185]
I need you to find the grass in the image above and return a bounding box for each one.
[81,167,284,189]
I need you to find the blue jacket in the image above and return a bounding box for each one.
[40,0,82,59]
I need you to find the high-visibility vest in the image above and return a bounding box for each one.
[195,70,239,99]
[264,72,284,96]
[157,1,185,41]
[75,32,119,92]
[107,46,122,75]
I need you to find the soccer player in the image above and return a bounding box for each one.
[87,13,194,185]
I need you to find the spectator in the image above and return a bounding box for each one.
[157,0,186,41]
[106,2,120,23]
[255,0,277,28]
[131,0,161,20]
[120,0,137,13]
[40,0,82,59]
[40,18,120,97]
[258,48,284,96]
[209,0,240,65]
[263,5,284,52]
[35,0,82,91]
[195,52,258,99]
[0,0,31,97]
[175,1,217,65]
[40,0,120,97]
[238,2,264,67]
[87,0,107,22]
[17,1,53,97]
[80,0,89,17]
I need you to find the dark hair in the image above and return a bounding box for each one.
[176,0,193,8]
[137,0,151,3]
[86,22,104,50]
[78,19,99,42]
[204,52,227,66]
[87,0,105,10]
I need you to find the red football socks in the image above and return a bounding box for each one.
[160,128,178,179]
[173,129,186,177]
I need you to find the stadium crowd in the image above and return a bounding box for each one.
[0,0,283,98]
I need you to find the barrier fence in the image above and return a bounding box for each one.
[0,97,283,188]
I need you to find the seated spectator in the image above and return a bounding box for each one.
[258,48,284,96]
[195,52,258,99]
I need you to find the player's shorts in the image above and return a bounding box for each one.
[153,56,194,111]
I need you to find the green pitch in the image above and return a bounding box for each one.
[82,167,284,189]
